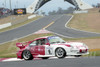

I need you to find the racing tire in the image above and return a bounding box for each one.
[55,48,66,59]
[41,57,49,59]
[22,50,33,60]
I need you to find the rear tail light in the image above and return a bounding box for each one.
[86,49,88,52]
[80,49,82,53]
[80,49,88,53]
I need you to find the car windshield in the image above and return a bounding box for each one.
[48,36,65,44]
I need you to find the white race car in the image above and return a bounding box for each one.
[16,36,89,60]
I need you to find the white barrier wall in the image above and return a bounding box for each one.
[73,10,88,14]
[0,23,12,29]
[28,15,36,19]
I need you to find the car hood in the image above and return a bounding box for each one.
[66,42,84,46]
[52,42,88,49]
[66,42,88,49]
[52,42,83,46]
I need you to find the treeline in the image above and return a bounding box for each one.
[92,3,100,8]
[48,7,75,15]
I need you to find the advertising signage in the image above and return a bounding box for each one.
[14,8,26,15]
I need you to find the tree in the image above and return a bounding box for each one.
[41,12,46,15]
[48,7,75,15]
[97,3,100,8]
[57,7,63,14]
[48,11,52,15]
[35,11,39,14]
[92,4,96,7]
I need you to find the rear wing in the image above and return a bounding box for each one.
[16,41,32,49]
[16,43,25,49]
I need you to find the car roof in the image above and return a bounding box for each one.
[34,36,49,40]
[34,36,59,40]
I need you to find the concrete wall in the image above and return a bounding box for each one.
[0,23,11,29]
[28,15,36,19]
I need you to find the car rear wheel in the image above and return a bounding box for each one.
[23,50,33,60]
[55,48,66,58]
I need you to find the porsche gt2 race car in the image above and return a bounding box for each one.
[16,36,89,60]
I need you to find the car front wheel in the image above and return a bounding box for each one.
[55,48,66,58]
[23,50,33,60]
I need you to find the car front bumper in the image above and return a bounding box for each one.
[67,49,89,56]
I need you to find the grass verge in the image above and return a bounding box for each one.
[67,10,100,33]
[83,49,100,57]
[0,16,41,33]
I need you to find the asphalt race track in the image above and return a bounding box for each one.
[46,15,100,38]
[0,57,100,67]
[0,15,100,44]
[0,15,63,44]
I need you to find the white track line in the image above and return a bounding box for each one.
[2,58,23,62]
[2,56,76,62]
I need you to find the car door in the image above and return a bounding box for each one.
[29,39,45,55]
[29,40,38,55]
[37,39,45,55]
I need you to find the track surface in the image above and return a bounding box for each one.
[0,15,63,44]
[0,57,100,67]
[0,15,100,44]
[46,15,100,38]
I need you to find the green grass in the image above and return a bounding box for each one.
[83,51,100,57]
[89,51,100,56]
[0,54,17,58]
[0,16,41,33]
[67,12,100,33]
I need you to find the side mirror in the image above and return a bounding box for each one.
[46,43,50,46]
